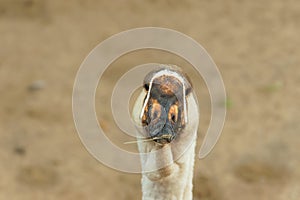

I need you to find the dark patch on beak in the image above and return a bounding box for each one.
[146,109,176,144]
[152,123,176,144]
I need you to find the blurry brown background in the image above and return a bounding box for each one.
[1,0,299,199]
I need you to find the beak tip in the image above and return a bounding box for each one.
[152,133,175,144]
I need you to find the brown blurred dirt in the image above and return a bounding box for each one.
[0,0,299,199]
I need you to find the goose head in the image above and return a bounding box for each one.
[140,65,193,145]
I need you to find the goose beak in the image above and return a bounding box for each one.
[146,113,177,144]
[141,96,178,144]
[153,134,175,144]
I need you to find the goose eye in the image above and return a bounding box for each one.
[168,104,178,123]
[144,83,149,91]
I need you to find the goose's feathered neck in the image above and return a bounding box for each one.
[132,65,199,200]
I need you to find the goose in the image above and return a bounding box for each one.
[132,65,199,200]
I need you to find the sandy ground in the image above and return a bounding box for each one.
[1,0,300,199]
